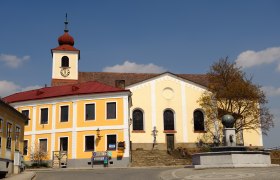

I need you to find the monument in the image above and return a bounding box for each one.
[192,114,271,168]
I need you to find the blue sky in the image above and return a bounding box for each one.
[0,0,279,147]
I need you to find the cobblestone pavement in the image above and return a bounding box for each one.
[160,166,280,180]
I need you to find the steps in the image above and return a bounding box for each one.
[131,150,191,167]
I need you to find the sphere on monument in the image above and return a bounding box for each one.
[222,114,236,128]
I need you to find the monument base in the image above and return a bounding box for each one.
[192,151,271,169]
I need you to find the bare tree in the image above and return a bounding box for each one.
[198,57,274,145]
[29,142,48,167]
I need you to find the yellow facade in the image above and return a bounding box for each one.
[0,99,26,174]
[11,93,130,168]
[129,73,263,150]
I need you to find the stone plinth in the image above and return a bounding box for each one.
[224,128,236,146]
[192,151,271,168]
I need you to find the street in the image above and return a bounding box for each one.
[34,167,172,180]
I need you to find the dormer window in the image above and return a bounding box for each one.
[61,56,69,67]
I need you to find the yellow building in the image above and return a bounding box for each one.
[4,82,131,168]
[0,98,27,176]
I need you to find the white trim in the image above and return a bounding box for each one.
[123,96,129,157]
[105,134,117,151]
[72,101,77,159]
[84,102,96,121]
[105,101,117,120]
[84,135,96,152]
[10,92,130,108]
[52,53,56,79]
[31,107,36,152]
[151,81,156,128]
[181,82,187,142]
[24,125,126,135]
[127,72,207,91]
[51,104,56,158]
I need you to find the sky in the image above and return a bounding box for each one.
[0,0,279,148]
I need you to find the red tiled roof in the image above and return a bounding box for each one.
[4,81,130,103]
[0,98,29,122]
[52,72,209,87]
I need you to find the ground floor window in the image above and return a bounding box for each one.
[85,135,95,151]
[60,137,68,151]
[39,139,47,152]
[23,140,28,155]
[107,135,117,151]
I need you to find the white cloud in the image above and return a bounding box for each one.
[102,60,167,73]
[21,85,42,92]
[235,47,280,69]
[0,54,30,68]
[0,80,41,97]
[0,81,20,97]
[261,86,280,97]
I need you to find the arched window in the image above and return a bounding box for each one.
[61,56,69,67]
[164,110,174,130]
[194,110,205,131]
[133,109,143,130]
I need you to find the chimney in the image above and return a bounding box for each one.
[115,80,125,89]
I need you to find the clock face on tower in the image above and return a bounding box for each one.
[60,68,70,77]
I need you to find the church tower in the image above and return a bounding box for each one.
[51,14,80,86]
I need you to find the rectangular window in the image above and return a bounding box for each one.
[15,127,20,151]
[0,137,2,148]
[22,110,29,125]
[23,140,28,155]
[60,106,69,122]
[85,104,95,120]
[40,108,48,124]
[6,122,12,149]
[60,137,68,152]
[106,102,116,119]
[39,139,47,152]
[107,135,117,151]
[0,119,3,132]
[85,136,95,151]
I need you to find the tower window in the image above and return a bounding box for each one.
[61,56,69,67]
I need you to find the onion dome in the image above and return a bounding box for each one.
[58,32,74,46]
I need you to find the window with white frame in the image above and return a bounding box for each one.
[22,110,29,125]
[60,106,69,122]
[6,122,12,149]
[40,108,48,124]
[85,104,95,120]
[15,126,20,151]
[106,102,116,119]
[39,139,47,152]
[23,140,28,155]
[60,137,68,151]
[0,118,3,132]
[107,135,117,151]
[85,135,95,151]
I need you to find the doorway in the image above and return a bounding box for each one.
[166,134,174,151]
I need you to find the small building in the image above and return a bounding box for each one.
[0,98,27,176]
[3,81,131,168]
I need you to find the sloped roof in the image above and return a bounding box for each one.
[4,81,130,103]
[0,98,29,122]
[51,72,209,87]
